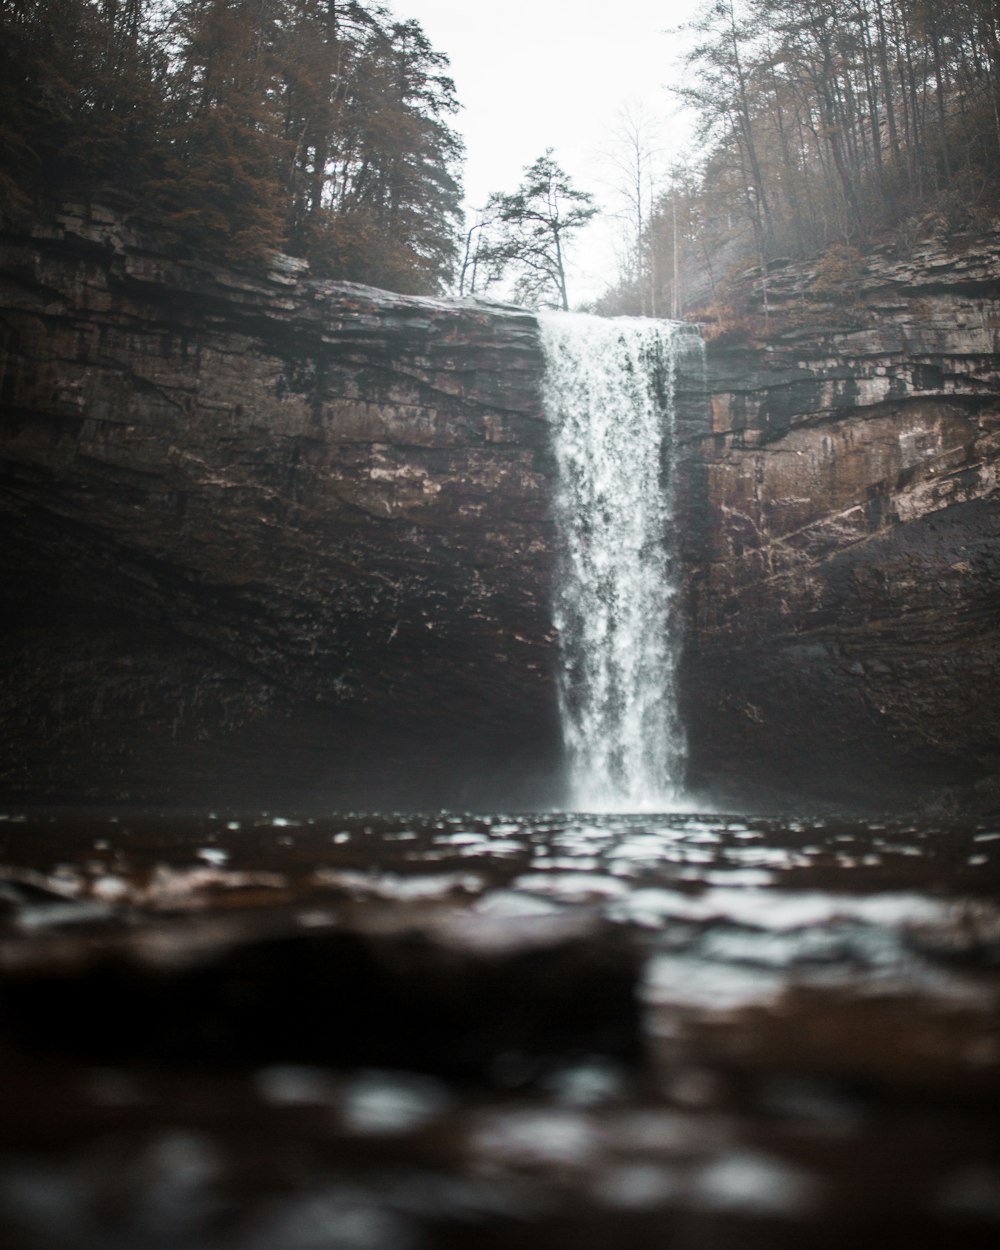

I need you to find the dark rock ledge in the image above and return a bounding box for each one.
[2,205,1000,811]
[0,204,560,809]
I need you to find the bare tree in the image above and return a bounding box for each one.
[603,102,663,315]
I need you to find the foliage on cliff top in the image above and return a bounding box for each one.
[0,0,463,294]
[463,152,599,311]
[595,0,1000,320]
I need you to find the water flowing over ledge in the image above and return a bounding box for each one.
[3,209,998,812]
[540,312,695,813]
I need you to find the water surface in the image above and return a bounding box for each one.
[1,809,998,1248]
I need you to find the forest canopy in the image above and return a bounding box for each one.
[3,0,999,307]
[0,0,464,294]
[597,0,1000,320]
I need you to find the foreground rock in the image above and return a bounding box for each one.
[1,811,998,1248]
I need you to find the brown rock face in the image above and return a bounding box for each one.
[0,206,560,808]
[683,236,1000,812]
[2,207,998,812]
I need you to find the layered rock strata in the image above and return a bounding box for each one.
[686,236,1000,811]
[2,207,998,811]
[0,205,558,807]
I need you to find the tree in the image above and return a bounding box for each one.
[680,2,774,247]
[1,0,464,291]
[149,0,288,265]
[602,103,663,316]
[0,0,165,213]
[458,207,494,296]
[635,0,1000,323]
[477,150,598,310]
[278,5,463,292]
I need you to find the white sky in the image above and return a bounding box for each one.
[392,1,705,303]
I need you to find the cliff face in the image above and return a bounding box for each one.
[2,208,998,812]
[686,237,1000,811]
[0,205,559,808]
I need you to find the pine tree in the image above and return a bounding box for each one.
[2,0,464,291]
[148,0,288,265]
[478,151,598,310]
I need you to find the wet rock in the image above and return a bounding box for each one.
[0,207,560,809]
[0,902,641,1078]
[682,232,1000,812]
[2,208,1000,810]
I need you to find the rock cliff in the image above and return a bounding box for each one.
[686,236,1000,811]
[1,207,998,812]
[0,204,559,808]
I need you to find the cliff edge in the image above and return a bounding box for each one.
[2,207,999,812]
[0,204,559,807]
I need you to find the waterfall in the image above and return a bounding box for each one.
[539,311,693,813]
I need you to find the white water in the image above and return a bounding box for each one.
[539,312,693,813]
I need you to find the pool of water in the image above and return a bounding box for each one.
[1,809,998,1247]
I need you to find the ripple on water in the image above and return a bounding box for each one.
[341,1072,452,1136]
[724,846,811,869]
[643,955,789,1013]
[606,837,682,864]
[242,1193,419,1250]
[474,891,564,919]
[530,856,602,872]
[591,1162,682,1209]
[255,1065,338,1106]
[510,872,630,903]
[309,869,483,901]
[663,888,956,933]
[691,1149,822,1216]
[470,1109,600,1169]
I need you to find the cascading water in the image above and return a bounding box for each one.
[539,311,695,813]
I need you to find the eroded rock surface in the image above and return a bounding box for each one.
[0,205,558,807]
[685,235,1000,811]
[1,208,999,810]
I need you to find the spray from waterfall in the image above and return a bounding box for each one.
[540,312,695,812]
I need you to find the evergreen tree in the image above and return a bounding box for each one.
[478,151,598,310]
[1,0,464,292]
[303,13,462,291]
[148,0,288,264]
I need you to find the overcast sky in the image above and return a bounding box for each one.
[394,1,704,302]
